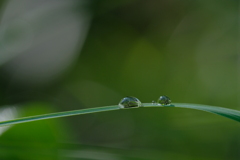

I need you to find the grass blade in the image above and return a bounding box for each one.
[144,103,240,122]
[0,105,120,127]
[0,103,240,127]
[174,103,240,122]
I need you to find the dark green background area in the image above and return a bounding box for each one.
[0,0,240,159]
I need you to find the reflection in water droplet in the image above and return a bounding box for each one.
[158,96,171,105]
[119,96,142,108]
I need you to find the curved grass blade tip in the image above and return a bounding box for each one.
[173,103,240,122]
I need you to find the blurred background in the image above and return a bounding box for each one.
[0,0,239,159]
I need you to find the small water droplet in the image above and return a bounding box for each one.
[152,100,156,105]
[158,96,171,105]
[119,96,142,109]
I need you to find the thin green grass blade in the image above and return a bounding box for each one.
[0,105,120,127]
[174,103,240,122]
[144,103,240,122]
[0,103,240,127]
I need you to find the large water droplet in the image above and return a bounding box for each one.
[119,96,142,108]
[158,96,171,105]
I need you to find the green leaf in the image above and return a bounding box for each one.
[0,103,240,127]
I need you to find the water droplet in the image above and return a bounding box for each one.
[119,96,142,108]
[152,100,156,105]
[158,96,171,105]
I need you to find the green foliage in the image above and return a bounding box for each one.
[0,103,69,160]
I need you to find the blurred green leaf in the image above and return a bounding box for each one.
[0,102,69,160]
